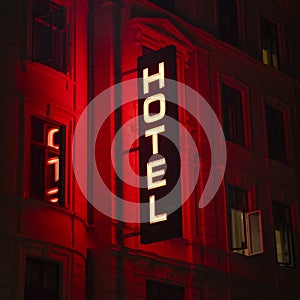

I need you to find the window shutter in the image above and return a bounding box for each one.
[246,210,264,256]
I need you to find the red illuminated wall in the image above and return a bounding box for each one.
[0,0,300,299]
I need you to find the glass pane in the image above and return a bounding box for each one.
[34,20,52,61]
[31,119,44,143]
[275,228,284,263]
[230,209,246,249]
[221,84,244,145]
[47,152,60,203]
[52,28,63,70]
[262,49,269,65]
[25,259,43,288]
[283,227,292,265]
[227,185,247,210]
[43,263,59,291]
[219,0,238,46]
[273,202,294,266]
[30,145,45,197]
[261,18,279,68]
[52,5,66,29]
[265,104,286,163]
[34,0,50,16]
[25,258,59,300]
[146,280,184,300]
[149,0,174,11]
[272,54,278,69]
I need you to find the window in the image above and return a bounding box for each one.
[146,280,184,300]
[221,83,244,146]
[149,0,174,11]
[30,118,65,205]
[273,202,294,267]
[33,0,70,72]
[218,0,238,46]
[261,18,279,69]
[265,104,287,163]
[25,258,60,300]
[227,185,263,256]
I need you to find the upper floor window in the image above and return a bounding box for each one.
[25,258,60,300]
[146,280,184,300]
[218,0,238,46]
[261,18,279,69]
[149,0,174,12]
[33,0,70,73]
[265,104,287,163]
[30,118,65,205]
[227,185,263,256]
[221,82,244,146]
[273,202,294,267]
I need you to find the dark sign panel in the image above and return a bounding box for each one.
[138,46,182,244]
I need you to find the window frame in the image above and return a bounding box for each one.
[259,16,283,70]
[32,0,71,73]
[30,117,66,206]
[217,0,239,47]
[227,184,248,253]
[146,280,185,300]
[272,201,295,267]
[245,210,264,256]
[226,184,264,256]
[221,82,244,146]
[24,257,62,300]
[219,75,251,149]
[264,102,288,164]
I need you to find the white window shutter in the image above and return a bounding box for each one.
[245,210,264,256]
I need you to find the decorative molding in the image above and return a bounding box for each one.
[131,17,195,64]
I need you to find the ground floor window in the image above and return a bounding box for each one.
[146,280,184,300]
[25,257,60,300]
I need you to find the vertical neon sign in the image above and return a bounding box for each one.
[138,46,182,244]
[47,127,60,203]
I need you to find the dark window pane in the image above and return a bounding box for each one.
[149,0,174,11]
[221,83,244,146]
[25,259,43,289]
[33,19,52,61]
[31,119,44,143]
[52,28,63,70]
[146,280,184,300]
[34,0,50,16]
[62,26,70,73]
[228,185,248,211]
[265,104,286,163]
[52,5,66,29]
[30,145,45,197]
[218,0,238,46]
[25,258,59,300]
[33,0,69,72]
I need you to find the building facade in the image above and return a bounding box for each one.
[1,0,300,299]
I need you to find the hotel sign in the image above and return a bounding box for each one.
[138,46,183,244]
